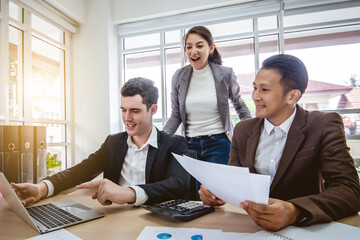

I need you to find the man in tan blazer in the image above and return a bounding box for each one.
[199,54,360,231]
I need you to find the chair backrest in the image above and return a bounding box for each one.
[184,149,198,200]
[184,149,197,159]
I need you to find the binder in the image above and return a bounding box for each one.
[19,126,34,183]
[3,126,20,183]
[34,126,46,183]
[0,125,3,172]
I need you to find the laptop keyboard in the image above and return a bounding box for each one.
[27,203,82,229]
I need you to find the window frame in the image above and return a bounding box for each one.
[117,0,360,132]
[0,0,74,170]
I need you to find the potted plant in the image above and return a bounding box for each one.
[46,153,61,176]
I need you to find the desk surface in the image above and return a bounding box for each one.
[1,190,359,240]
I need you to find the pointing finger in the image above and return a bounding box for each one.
[76,180,101,189]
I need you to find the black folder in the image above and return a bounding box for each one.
[19,126,34,183]
[3,125,20,183]
[34,126,47,183]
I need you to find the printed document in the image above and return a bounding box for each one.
[241,221,360,240]
[137,226,250,240]
[172,153,270,206]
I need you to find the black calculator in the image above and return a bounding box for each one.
[141,199,214,221]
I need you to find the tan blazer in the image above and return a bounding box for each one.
[229,105,360,225]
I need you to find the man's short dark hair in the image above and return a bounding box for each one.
[261,54,308,96]
[121,77,159,110]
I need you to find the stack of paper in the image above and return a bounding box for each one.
[172,153,270,207]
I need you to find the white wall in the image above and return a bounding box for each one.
[46,0,87,23]
[111,0,255,24]
[71,0,117,164]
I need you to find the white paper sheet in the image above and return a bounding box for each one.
[26,229,82,240]
[241,221,360,240]
[136,226,222,240]
[173,153,270,206]
[221,232,252,239]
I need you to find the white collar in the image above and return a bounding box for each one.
[127,125,158,150]
[192,63,210,74]
[264,108,297,135]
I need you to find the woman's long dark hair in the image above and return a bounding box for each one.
[183,26,222,65]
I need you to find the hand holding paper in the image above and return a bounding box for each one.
[172,153,270,207]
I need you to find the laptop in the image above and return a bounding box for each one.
[0,172,104,234]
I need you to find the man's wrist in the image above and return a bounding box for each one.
[127,187,136,204]
[39,182,48,199]
[289,202,301,225]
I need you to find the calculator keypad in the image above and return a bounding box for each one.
[141,199,214,221]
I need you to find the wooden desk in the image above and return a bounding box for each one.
[0,190,359,240]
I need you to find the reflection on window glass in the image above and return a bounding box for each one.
[31,37,65,120]
[217,38,255,120]
[124,51,162,119]
[9,26,23,118]
[206,20,253,37]
[258,15,278,31]
[47,146,66,173]
[285,33,360,111]
[340,113,360,137]
[154,121,163,130]
[31,14,63,43]
[284,7,360,28]
[259,35,279,65]
[9,121,23,125]
[165,30,181,44]
[124,33,160,49]
[34,122,66,143]
[284,29,360,160]
[9,1,22,22]
[165,48,182,119]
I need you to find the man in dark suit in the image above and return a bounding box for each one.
[12,77,188,206]
[199,54,360,231]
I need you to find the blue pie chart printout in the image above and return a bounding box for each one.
[191,235,203,240]
[157,233,172,239]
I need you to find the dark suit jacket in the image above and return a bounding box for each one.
[45,129,189,204]
[229,105,360,225]
[164,62,251,141]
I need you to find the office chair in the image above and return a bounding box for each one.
[184,149,198,200]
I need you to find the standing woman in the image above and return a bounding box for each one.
[164,26,251,169]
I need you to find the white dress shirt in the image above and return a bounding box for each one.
[119,125,158,205]
[254,108,297,183]
[44,125,158,206]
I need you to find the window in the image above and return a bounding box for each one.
[9,25,23,118]
[1,0,74,173]
[117,0,360,167]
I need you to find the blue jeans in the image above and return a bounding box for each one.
[186,133,231,200]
